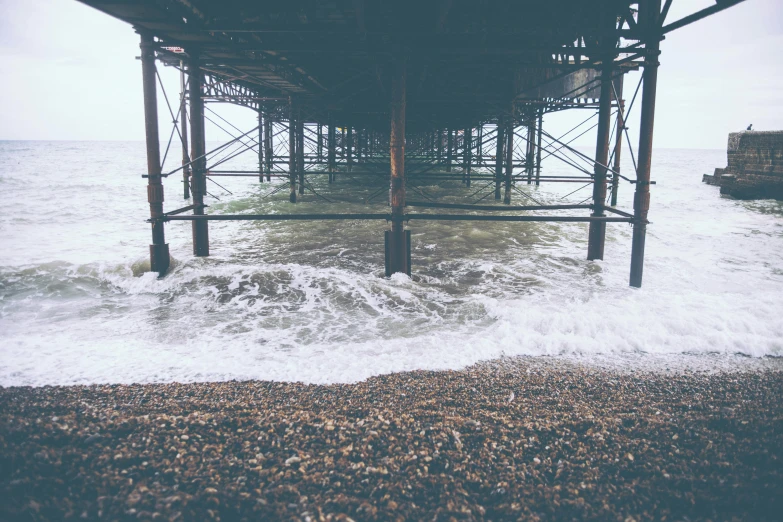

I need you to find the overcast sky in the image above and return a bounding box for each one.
[0,0,780,148]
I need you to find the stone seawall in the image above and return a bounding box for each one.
[704,131,783,200]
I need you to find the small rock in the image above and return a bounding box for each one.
[84,434,101,445]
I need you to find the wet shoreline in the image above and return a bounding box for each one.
[2,358,782,521]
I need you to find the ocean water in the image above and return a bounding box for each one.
[0,141,781,386]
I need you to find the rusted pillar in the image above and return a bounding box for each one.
[464,126,472,188]
[587,17,616,261]
[317,123,323,162]
[288,98,297,203]
[527,116,536,184]
[257,109,264,183]
[504,107,514,204]
[611,76,625,207]
[179,61,190,200]
[495,117,505,200]
[188,51,209,257]
[446,129,453,172]
[386,57,409,276]
[297,108,305,196]
[630,0,661,287]
[328,119,336,183]
[535,109,543,186]
[264,114,272,181]
[341,127,346,166]
[347,125,353,172]
[139,32,169,275]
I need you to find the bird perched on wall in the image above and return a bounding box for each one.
[746,124,753,131]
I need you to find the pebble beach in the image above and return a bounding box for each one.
[2,358,782,521]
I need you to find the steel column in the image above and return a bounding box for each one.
[328,119,336,183]
[257,109,264,183]
[446,129,453,172]
[495,118,505,200]
[288,98,297,203]
[179,61,190,201]
[297,109,305,196]
[527,116,535,184]
[504,107,514,204]
[317,123,323,161]
[188,52,209,257]
[264,114,272,181]
[587,17,616,261]
[611,76,625,207]
[630,0,661,287]
[347,125,353,172]
[464,126,472,188]
[535,109,543,186]
[139,33,169,275]
[387,57,409,276]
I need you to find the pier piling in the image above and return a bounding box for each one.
[140,32,169,275]
[611,77,625,207]
[630,0,662,288]
[387,57,409,276]
[504,108,514,205]
[495,117,505,200]
[179,62,190,200]
[188,51,209,257]
[587,16,616,262]
[288,98,297,203]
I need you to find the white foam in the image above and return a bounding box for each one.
[1,145,782,386]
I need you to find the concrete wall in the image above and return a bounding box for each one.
[709,131,783,200]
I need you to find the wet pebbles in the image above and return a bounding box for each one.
[2,359,782,521]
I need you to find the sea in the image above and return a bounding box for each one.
[1,141,781,386]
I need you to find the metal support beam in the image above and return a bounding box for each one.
[527,116,535,184]
[587,15,616,261]
[347,125,353,172]
[140,32,169,275]
[495,118,505,200]
[257,109,264,183]
[179,61,190,200]
[297,108,305,195]
[387,57,409,276]
[611,77,625,206]
[264,115,272,181]
[446,129,453,172]
[188,51,209,257]
[630,0,661,287]
[328,119,336,183]
[288,97,297,203]
[535,109,543,186]
[317,123,323,161]
[504,107,514,204]
[464,126,472,188]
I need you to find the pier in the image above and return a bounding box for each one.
[79,0,748,287]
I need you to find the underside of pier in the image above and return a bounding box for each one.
[79,0,747,287]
